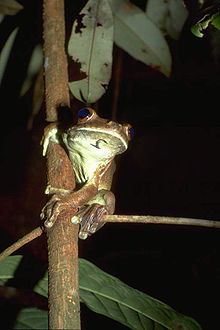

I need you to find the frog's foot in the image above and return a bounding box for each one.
[72,203,108,240]
[40,194,71,228]
[41,123,59,156]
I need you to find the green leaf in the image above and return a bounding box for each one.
[191,14,215,38]
[13,308,48,329]
[109,0,171,77]
[191,4,220,38]
[34,270,48,298]
[79,259,201,330]
[0,255,22,284]
[1,256,202,329]
[146,0,188,40]
[0,28,18,85]
[68,0,114,103]
[0,0,23,16]
[211,12,220,30]
[20,45,43,97]
[0,257,47,329]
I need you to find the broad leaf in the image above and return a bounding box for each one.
[0,257,47,329]
[0,255,22,283]
[146,0,188,40]
[79,259,201,330]
[0,0,23,16]
[13,308,48,329]
[35,259,201,329]
[109,0,171,76]
[68,0,113,103]
[0,256,202,329]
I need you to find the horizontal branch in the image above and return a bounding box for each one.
[104,214,220,228]
[0,214,219,263]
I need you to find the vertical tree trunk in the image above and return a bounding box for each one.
[43,1,81,329]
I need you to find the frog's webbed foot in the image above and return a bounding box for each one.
[40,194,73,228]
[72,203,108,240]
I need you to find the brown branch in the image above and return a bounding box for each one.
[43,1,80,329]
[1,214,219,263]
[43,0,69,122]
[104,215,220,228]
[0,227,43,263]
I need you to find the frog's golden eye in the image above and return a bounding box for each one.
[78,108,93,122]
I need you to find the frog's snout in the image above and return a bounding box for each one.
[107,121,122,129]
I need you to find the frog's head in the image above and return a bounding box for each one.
[65,108,133,161]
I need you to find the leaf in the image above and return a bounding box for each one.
[191,14,215,38]
[13,308,48,329]
[146,0,168,35]
[211,12,220,30]
[0,255,22,284]
[146,0,188,40]
[27,68,44,130]
[0,255,47,297]
[34,269,48,298]
[20,45,43,97]
[109,0,171,77]
[0,27,18,85]
[191,3,220,38]
[68,0,114,103]
[0,0,23,16]
[1,256,202,329]
[79,258,202,330]
[0,257,47,329]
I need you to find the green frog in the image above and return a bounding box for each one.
[41,107,133,239]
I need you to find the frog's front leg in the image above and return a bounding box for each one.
[40,193,76,228]
[40,174,102,229]
[72,189,115,240]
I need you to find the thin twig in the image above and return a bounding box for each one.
[104,215,220,228]
[0,214,219,263]
[0,227,43,262]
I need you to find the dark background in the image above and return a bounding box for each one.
[0,1,220,329]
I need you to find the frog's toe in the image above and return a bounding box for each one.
[78,203,107,239]
[40,195,64,229]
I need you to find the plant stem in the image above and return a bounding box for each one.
[1,214,220,263]
[0,227,43,262]
[43,0,80,329]
[105,214,220,228]
[43,0,69,122]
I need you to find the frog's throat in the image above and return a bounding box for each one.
[69,152,111,185]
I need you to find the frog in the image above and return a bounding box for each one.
[40,107,133,239]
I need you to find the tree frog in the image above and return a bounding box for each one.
[41,107,133,239]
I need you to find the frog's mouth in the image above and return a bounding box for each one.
[76,127,128,151]
[90,139,108,149]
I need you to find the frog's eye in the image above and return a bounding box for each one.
[124,124,134,140]
[128,126,135,140]
[78,108,93,121]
